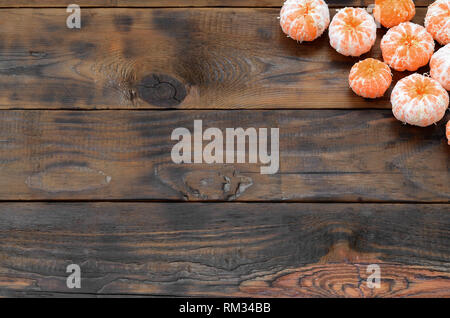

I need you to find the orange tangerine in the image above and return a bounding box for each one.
[329,7,377,56]
[349,58,392,98]
[279,0,330,42]
[447,120,450,145]
[373,0,415,28]
[381,22,435,71]
[430,44,450,91]
[425,0,450,45]
[391,73,449,127]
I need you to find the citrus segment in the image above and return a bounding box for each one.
[349,58,392,98]
[280,0,330,42]
[373,0,415,28]
[381,22,435,71]
[447,120,450,145]
[329,7,377,56]
[425,0,450,45]
[391,73,449,127]
[430,44,450,91]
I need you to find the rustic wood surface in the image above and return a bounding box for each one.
[0,0,448,298]
[0,0,432,8]
[0,0,433,8]
[0,7,433,109]
[0,203,449,297]
[0,110,448,202]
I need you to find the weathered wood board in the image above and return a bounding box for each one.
[0,202,449,297]
[0,8,432,109]
[0,0,447,299]
[0,110,448,202]
[0,0,433,8]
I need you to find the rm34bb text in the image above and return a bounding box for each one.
[223,302,270,313]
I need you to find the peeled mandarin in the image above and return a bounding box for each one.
[425,0,450,45]
[381,22,435,71]
[391,73,449,127]
[430,44,450,91]
[373,0,415,28]
[447,120,450,145]
[280,0,330,42]
[329,7,377,57]
[349,58,392,98]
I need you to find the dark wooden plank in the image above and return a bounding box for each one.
[0,202,449,297]
[0,8,431,109]
[0,110,448,202]
[0,0,433,8]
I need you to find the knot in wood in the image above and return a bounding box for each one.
[137,74,186,107]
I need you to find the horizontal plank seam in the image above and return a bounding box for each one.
[0,200,448,204]
[0,5,430,9]
[0,108,402,111]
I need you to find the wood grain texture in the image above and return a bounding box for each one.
[0,202,449,297]
[0,2,446,299]
[0,8,432,109]
[0,110,448,202]
[0,0,433,8]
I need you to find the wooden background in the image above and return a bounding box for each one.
[0,0,449,297]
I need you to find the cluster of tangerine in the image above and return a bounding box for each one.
[279,0,449,142]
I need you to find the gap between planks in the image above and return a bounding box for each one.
[0,5,435,8]
[0,200,448,204]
